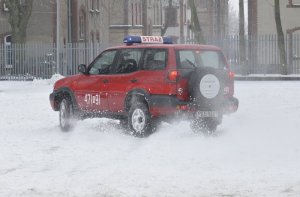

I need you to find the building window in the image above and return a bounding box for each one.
[139,3,142,25]
[287,0,300,7]
[79,11,86,40]
[164,6,178,27]
[96,31,100,43]
[199,0,208,9]
[156,3,163,25]
[153,3,161,25]
[96,0,100,12]
[89,0,96,12]
[19,0,26,6]
[131,2,142,25]
[3,2,9,11]
[184,4,187,23]
[91,0,95,10]
[90,31,94,43]
[135,3,139,25]
[131,3,133,25]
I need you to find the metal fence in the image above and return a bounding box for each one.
[0,42,106,80]
[1,35,300,80]
[185,34,300,75]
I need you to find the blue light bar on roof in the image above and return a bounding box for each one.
[123,36,173,45]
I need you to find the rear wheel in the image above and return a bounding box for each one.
[59,98,74,131]
[190,117,219,135]
[188,67,227,134]
[128,102,154,137]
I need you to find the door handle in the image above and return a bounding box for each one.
[102,79,109,84]
[131,78,137,83]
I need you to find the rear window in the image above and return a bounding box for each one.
[177,50,227,69]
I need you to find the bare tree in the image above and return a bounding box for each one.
[188,0,205,44]
[274,0,287,75]
[5,0,34,43]
[239,0,246,74]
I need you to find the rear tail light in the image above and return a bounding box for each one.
[229,71,235,79]
[228,71,235,96]
[168,70,180,82]
[176,104,189,111]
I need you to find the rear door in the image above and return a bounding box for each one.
[136,48,176,95]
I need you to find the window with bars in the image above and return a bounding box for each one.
[287,0,300,7]
[164,6,178,27]
[131,2,142,25]
[19,0,26,6]
[96,0,100,12]
[79,11,86,40]
[3,2,9,11]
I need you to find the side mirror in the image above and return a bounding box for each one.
[78,64,87,74]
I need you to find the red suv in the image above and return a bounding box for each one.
[50,36,238,137]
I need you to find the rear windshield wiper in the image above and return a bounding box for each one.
[185,59,197,68]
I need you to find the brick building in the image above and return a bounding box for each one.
[248,0,300,36]
[1,0,229,45]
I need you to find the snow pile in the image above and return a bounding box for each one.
[32,74,64,86]
[48,74,65,85]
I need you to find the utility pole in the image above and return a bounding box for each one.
[56,0,60,74]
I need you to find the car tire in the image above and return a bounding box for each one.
[128,102,153,137]
[59,98,74,131]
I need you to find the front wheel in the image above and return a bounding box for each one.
[59,98,74,131]
[128,102,154,137]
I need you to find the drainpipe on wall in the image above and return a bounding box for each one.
[67,0,72,43]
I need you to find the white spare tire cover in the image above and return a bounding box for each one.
[199,74,220,99]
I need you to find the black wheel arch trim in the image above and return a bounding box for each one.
[124,89,151,112]
[124,89,183,112]
[50,87,78,111]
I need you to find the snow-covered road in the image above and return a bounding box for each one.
[1,80,300,196]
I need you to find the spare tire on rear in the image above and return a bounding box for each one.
[188,67,227,108]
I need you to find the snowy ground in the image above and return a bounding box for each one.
[1,80,300,197]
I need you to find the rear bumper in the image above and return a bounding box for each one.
[221,96,239,114]
[148,95,239,116]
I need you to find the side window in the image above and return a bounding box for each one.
[115,49,142,74]
[89,50,117,75]
[143,49,167,70]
